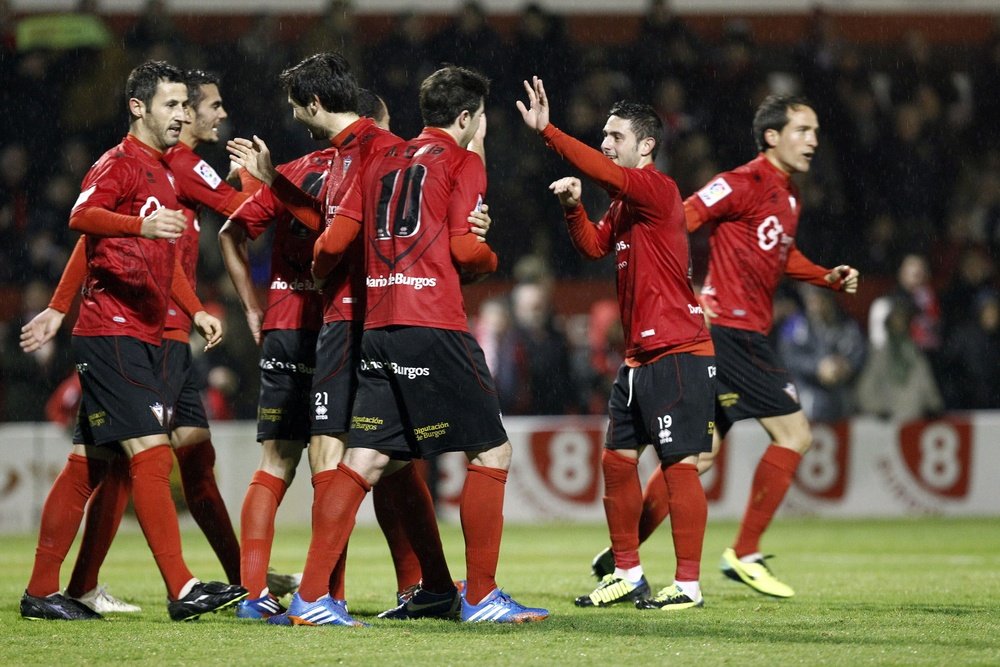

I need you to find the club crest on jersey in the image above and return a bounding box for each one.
[194,159,222,189]
[149,402,165,426]
[697,177,732,207]
[342,156,352,176]
[782,382,799,403]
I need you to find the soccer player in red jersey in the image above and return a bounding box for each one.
[590,95,860,599]
[21,70,253,614]
[19,61,247,622]
[271,65,547,626]
[518,76,715,611]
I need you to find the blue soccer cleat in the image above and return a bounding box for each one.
[236,594,286,620]
[460,588,548,624]
[267,593,364,627]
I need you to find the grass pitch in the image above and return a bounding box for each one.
[2,517,999,666]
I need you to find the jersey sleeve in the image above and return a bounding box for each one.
[564,203,613,259]
[540,124,625,195]
[685,170,745,228]
[70,158,144,235]
[174,156,247,217]
[785,244,832,287]
[447,152,487,237]
[228,185,283,241]
[49,236,87,312]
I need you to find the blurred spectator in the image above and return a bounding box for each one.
[123,0,189,58]
[203,366,240,421]
[631,0,704,94]
[868,253,940,352]
[938,245,996,336]
[941,289,1000,409]
[295,0,363,79]
[856,297,943,422]
[366,11,437,139]
[579,299,623,415]
[473,296,523,415]
[429,1,502,82]
[778,286,866,422]
[505,282,577,415]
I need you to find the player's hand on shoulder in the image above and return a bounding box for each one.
[826,265,860,294]
[20,307,65,353]
[469,204,491,242]
[193,310,223,351]
[141,208,186,239]
[549,177,582,208]
[516,75,550,133]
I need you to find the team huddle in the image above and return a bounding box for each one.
[18,51,858,625]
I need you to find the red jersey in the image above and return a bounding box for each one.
[337,128,488,332]
[71,134,179,345]
[541,125,710,359]
[229,149,332,332]
[318,118,400,323]
[162,141,245,339]
[686,154,830,334]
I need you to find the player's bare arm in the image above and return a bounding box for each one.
[549,177,582,208]
[192,310,223,351]
[826,265,860,294]
[516,76,550,132]
[227,136,277,186]
[20,308,66,353]
[140,208,186,239]
[219,219,265,345]
[468,204,491,242]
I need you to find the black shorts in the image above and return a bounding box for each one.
[349,327,508,458]
[72,335,170,447]
[162,339,209,430]
[310,321,362,436]
[606,352,716,460]
[711,325,801,434]
[256,328,318,443]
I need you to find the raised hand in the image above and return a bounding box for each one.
[515,76,550,133]
[549,177,582,208]
[227,136,277,186]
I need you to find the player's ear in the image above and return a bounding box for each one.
[764,128,780,149]
[128,97,145,121]
[640,136,656,158]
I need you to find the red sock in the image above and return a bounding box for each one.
[663,462,707,582]
[601,449,641,570]
[379,463,454,593]
[461,464,507,605]
[175,441,241,584]
[638,465,671,544]
[733,445,802,557]
[27,454,108,597]
[66,454,131,598]
[328,543,348,601]
[240,470,288,598]
[297,465,369,602]
[373,465,422,593]
[129,445,194,600]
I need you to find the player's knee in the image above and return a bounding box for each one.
[469,441,512,471]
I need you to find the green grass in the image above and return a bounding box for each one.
[2,518,999,666]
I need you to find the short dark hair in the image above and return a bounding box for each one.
[753,94,813,151]
[608,100,663,159]
[184,69,221,110]
[279,52,358,113]
[358,88,388,125]
[126,60,184,108]
[419,65,490,128]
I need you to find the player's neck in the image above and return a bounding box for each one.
[127,127,165,155]
[763,151,793,176]
[326,112,361,141]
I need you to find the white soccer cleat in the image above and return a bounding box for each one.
[71,585,142,613]
[266,569,303,598]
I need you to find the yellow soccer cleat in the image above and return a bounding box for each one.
[635,584,704,611]
[720,548,795,598]
[575,574,650,607]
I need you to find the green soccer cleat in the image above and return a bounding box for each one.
[590,547,615,581]
[720,548,795,598]
[575,574,650,608]
[635,584,704,611]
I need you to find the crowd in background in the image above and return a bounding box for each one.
[3,0,1000,423]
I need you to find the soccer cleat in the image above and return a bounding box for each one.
[70,585,141,613]
[378,585,460,620]
[635,584,704,611]
[590,547,616,580]
[574,574,650,608]
[461,588,548,624]
[720,548,795,598]
[236,594,286,620]
[396,583,421,606]
[21,591,103,621]
[271,593,365,627]
[167,581,248,622]
[266,569,302,598]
